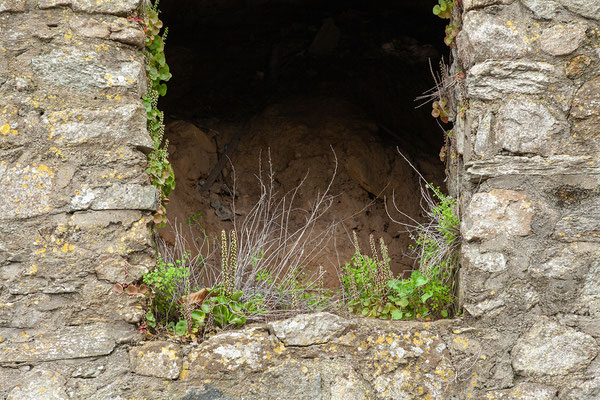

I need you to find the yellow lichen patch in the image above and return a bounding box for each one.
[273,343,286,354]
[0,124,17,136]
[179,369,190,380]
[453,336,469,350]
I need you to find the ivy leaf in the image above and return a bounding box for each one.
[391,309,402,320]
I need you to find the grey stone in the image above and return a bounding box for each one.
[269,312,351,346]
[554,195,600,242]
[462,189,534,241]
[7,369,68,400]
[495,98,567,155]
[467,61,572,111]
[466,155,600,181]
[474,112,492,156]
[578,259,600,317]
[0,324,116,362]
[521,0,559,19]
[571,76,600,120]
[512,317,598,377]
[186,328,276,376]
[70,183,159,211]
[0,161,54,220]
[38,0,72,9]
[460,11,529,66]
[31,48,145,94]
[130,341,182,380]
[462,245,507,273]
[71,364,105,378]
[463,0,513,10]
[69,15,111,39]
[481,382,557,399]
[539,24,587,56]
[0,0,25,12]
[45,105,152,149]
[110,27,145,48]
[558,0,600,20]
[464,297,506,318]
[72,0,141,16]
[529,242,597,279]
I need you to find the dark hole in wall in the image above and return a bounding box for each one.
[157,0,448,286]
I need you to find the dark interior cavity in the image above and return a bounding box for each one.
[157,0,448,286]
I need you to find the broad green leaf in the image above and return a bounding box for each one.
[391,309,402,320]
[174,320,187,336]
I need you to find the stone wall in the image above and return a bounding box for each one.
[0,0,598,399]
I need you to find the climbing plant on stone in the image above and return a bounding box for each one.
[135,0,174,225]
[433,0,460,47]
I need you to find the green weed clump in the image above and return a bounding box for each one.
[343,183,459,321]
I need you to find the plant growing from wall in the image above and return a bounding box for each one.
[433,0,460,47]
[136,0,174,225]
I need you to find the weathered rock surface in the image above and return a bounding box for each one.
[7,369,68,400]
[459,11,529,66]
[521,0,559,19]
[269,312,352,346]
[130,341,183,379]
[481,382,558,399]
[495,98,567,155]
[557,0,600,20]
[512,318,598,378]
[462,189,534,241]
[539,24,587,56]
[0,324,119,363]
[463,0,513,11]
[466,61,573,111]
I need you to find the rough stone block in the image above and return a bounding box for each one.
[109,22,145,48]
[185,328,277,377]
[521,0,559,19]
[31,48,145,94]
[512,317,598,378]
[558,0,600,20]
[70,183,159,211]
[269,312,352,346]
[529,242,598,279]
[554,194,600,241]
[462,245,507,273]
[0,0,25,12]
[466,61,572,111]
[539,24,587,56]
[72,0,141,16]
[571,77,600,120]
[0,324,116,362]
[466,155,600,181]
[7,369,68,400]
[459,10,529,66]
[474,111,492,156]
[578,259,600,317]
[495,98,567,155]
[129,341,182,379]
[68,15,111,39]
[38,0,72,9]
[0,162,54,220]
[481,382,557,399]
[463,0,513,11]
[45,105,152,149]
[462,189,534,241]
